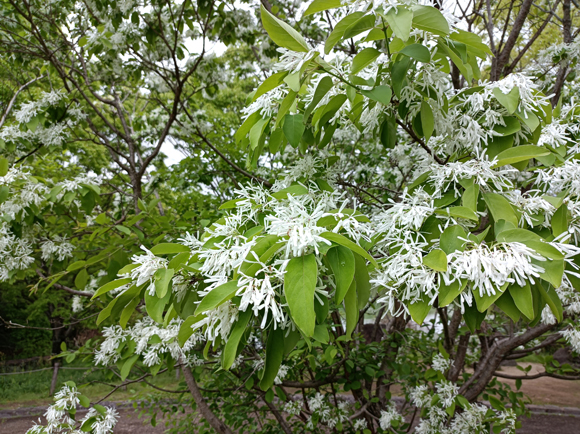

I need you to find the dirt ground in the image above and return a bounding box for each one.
[495,363,580,407]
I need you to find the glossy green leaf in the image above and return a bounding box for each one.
[327,246,355,304]
[304,0,342,15]
[352,47,381,74]
[493,145,550,168]
[261,6,309,52]
[361,85,392,106]
[420,100,434,140]
[411,5,449,35]
[304,76,333,120]
[354,253,371,310]
[385,7,413,41]
[194,280,239,316]
[0,157,8,177]
[284,254,317,336]
[400,43,431,63]
[508,283,534,320]
[440,225,467,255]
[260,328,285,390]
[154,268,174,298]
[223,309,252,369]
[283,113,305,148]
[423,249,447,272]
[344,279,358,340]
[150,243,191,255]
[120,354,139,381]
[408,295,431,324]
[493,86,519,115]
[325,13,365,54]
[483,193,519,227]
[320,232,377,266]
[552,203,570,237]
[253,71,288,101]
[495,291,521,322]
[92,278,132,299]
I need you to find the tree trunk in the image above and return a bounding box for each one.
[49,361,60,396]
[181,364,234,434]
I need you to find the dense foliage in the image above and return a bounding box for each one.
[0,0,579,433]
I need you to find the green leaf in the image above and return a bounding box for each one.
[115,225,132,235]
[284,254,318,336]
[120,354,139,381]
[537,258,564,288]
[408,295,431,324]
[462,184,479,212]
[463,302,487,332]
[440,225,467,255]
[271,184,309,200]
[535,282,563,322]
[495,291,521,322]
[0,157,8,177]
[253,71,288,101]
[437,206,479,222]
[344,279,358,340]
[283,114,305,148]
[552,203,570,237]
[494,116,521,136]
[361,85,392,106]
[313,324,329,343]
[423,249,447,272]
[0,185,8,204]
[420,101,434,140]
[154,268,174,298]
[92,278,132,299]
[325,12,365,54]
[343,14,376,40]
[249,118,269,150]
[195,280,239,316]
[150,243,191,255]
[391,56,411,98]
[304,76,333,120]
[483,193,519,227]
[223,309,252,369]
[493,145,550,168]
[260,328,285,390]
[380,116,397,148]
[304,0,342,16]
[493,86,520,115]
[385,7,413,41]
[261,5,309,52]
[78,394,90,408]
[400,43,431,63]
[67,260,87,272]
[75,269,88,290]
[327,246,355,304]
[508,283,534,320]
[439,279,466,307]
[320,232,377,266]
[178,315,206,346]
[411,5,449,35]
[473,285,506,312]
[352,47,381,74]
[354,254,371,310]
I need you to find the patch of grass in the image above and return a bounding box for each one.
[0,364,184,410]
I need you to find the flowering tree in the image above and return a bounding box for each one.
[0,0,580,433]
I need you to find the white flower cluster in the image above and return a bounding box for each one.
[95,317,201,367]
[0,222,34,281]
[26,384,118,434]
[561,327,580,353]
[0,167,49,220]
[410,382,516,434]
[305,393,350,429]
[432,353,453,373]
[41,236,75,262]
[127,247,168,296]
[379,403,403,430]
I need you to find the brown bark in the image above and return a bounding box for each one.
[181,365,234,434]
